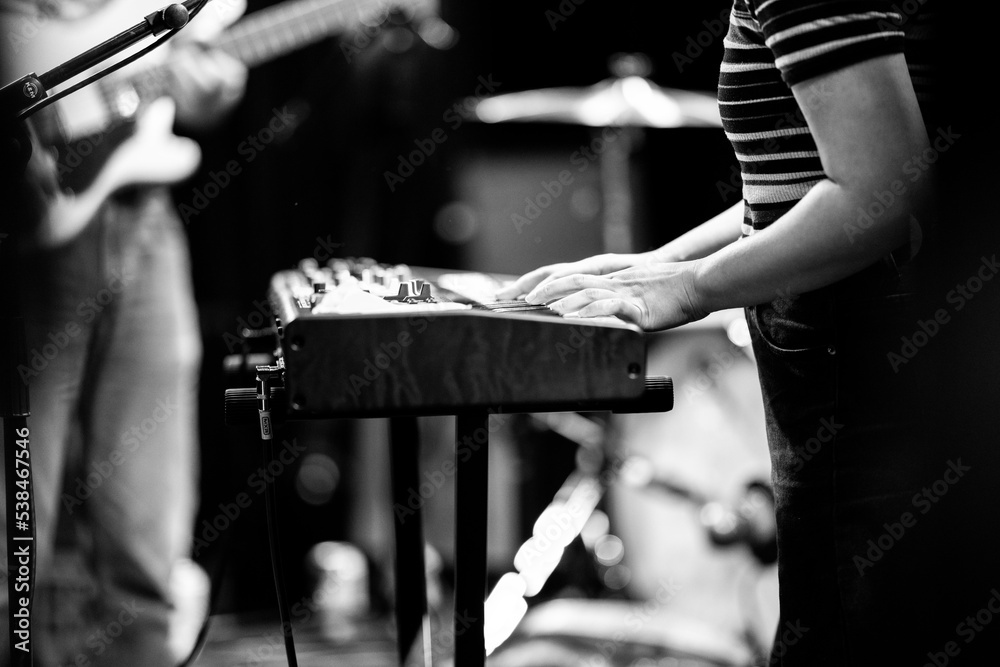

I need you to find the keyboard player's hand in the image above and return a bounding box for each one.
[495,252,652,300]
[522,260,709,331]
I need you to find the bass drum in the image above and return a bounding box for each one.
[605,310,779,660]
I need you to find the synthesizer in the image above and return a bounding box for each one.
[260,257,671,418]
[224,257,673,667]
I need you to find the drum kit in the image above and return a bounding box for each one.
[465,56,780,667]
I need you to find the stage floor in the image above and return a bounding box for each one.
[191,612,399,667]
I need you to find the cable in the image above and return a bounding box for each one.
[256,366,298,667]
[263,435,299,667]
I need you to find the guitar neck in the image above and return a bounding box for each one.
[106,0,384,109]
[218,0,380,67]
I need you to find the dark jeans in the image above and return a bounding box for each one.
[748,260,951,665]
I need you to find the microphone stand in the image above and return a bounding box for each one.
[1,219,33,667]
[1,5,196,664]
[0,1,193,123]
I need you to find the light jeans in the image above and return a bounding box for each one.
[2,187,202,667]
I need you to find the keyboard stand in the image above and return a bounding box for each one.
[226,379,672,667]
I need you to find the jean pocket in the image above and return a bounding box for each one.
[747,296,836,356]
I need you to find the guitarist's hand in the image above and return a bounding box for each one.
[168,0,248,131]
[168,45,248,132]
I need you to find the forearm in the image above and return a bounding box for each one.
[649,202,744,263]
[694,53,932,313]
[693,177,925,312]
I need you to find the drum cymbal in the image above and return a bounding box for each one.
[474,75,721,128]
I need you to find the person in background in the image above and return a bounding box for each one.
[0,0,246,664]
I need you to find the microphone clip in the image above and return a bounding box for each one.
[145,3,191,36]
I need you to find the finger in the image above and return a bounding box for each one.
[213,53,248,99]
[178,48,242,85]
[495,265,563,299]
[170,52,211,93]
[525,268,583,298]
[493,283,524,300]
[573,298,644,325]
[176,50,247,108]
[209,49,248,82]
[525,273,603,304]
[546,287,623,315]
[198,51,236,87]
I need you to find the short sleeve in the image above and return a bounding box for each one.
[751,0,906,85]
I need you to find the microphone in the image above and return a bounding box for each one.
[151,3,192,34]
[1,2,196,120]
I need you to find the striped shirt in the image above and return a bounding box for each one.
[719,0,938,234]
